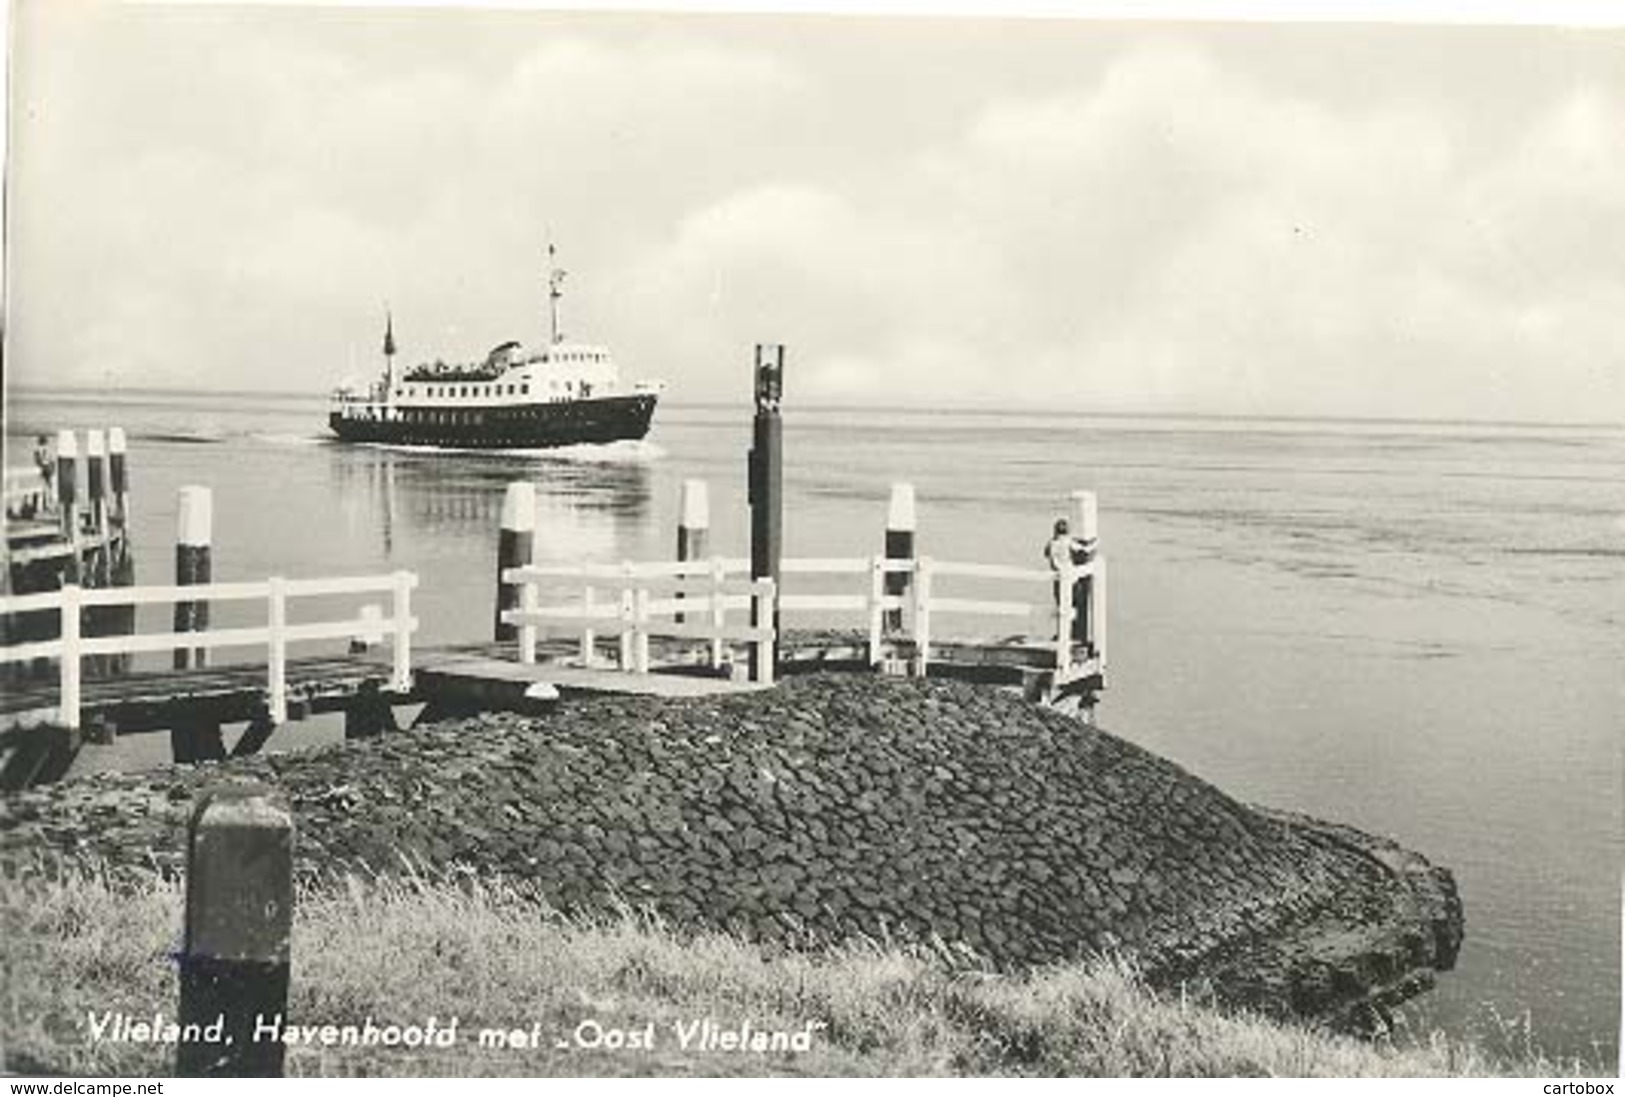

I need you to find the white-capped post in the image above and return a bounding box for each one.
[55,431,80,574]
[108,427,130,530]
[267,576,287,725]
[675,479,709,625]
[1070,489,1100,657]
[173,486,213,670]
[494,482,536,642]
[85,430,108,538]
[883,483,916,634]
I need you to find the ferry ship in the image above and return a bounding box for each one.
[328,250,661,448]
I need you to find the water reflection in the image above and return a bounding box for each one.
[326,443,653,564]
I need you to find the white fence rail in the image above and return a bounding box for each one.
[0,571,418,729]
[501,553,1105,684]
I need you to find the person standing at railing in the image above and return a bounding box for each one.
[1044,517,1090,645]
[32,435,54,495]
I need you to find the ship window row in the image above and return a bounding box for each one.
[405,384,534,399]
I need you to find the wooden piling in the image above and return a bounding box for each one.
[748,344,784,683]
[883,482,916,634]
[54,430,80,583]
[108,427,129,529]
[107,428,135,674]
[170,486,223,761]
[494,482,535,642]
[177,784,293,1077]
[173,486,212,670]
[83,431,111,676]
[1070,490,1099,650]
[675,478,709,624]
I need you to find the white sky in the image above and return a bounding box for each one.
[7,2,1624,420]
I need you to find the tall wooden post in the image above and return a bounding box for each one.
[883,483,916,634]
[106,428,135,674]
[83,432,110,676]
[174,486,213,670]
[177,785,293,1077]
[748,344,784,684]
[171,487,223,761]
[494,482,535,642]
[55,430,80,584]
[675,478,709,625]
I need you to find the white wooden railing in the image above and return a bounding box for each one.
[0,571,418,729]
[501,553,1104,684]
[503,560,778,684]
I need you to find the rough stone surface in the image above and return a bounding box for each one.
[0,673,1461,1026]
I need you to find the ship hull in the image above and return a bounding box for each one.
[328,393,658,449]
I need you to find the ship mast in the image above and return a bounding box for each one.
[548,243,566,345]
[381,306,397,404]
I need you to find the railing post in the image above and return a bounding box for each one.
[1094,556,1109,673]
[267,576,287,725]
[884,483,916,634]
[495,482,536,642]
[391,570,414,690]
[580,584,597,665]
[173,486,213,670]
[1056,554,1077,681]
[618,563,635,671]
[176,785,293,1077]
[709,556,726,670]
[1070,489,1100,658]
[675,478,708,625]
[753,580,776,686]
[911,556,933,677]
[867,554,885,666]
[633,585,651,674]
[518,575,538,665]
[59,584,82,732]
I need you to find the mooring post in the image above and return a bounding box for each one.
[173,486,213,670]
[176,784,293,1078]
[674,478,709,625]
[1070,490,1100,655]
[107,428,135,675]
[748,344,784,684]
[883,482,916,635]
[84,430,108,542]
[108,427,130,531]
[82,432,111,676]
[494,482,535,642]
[55,430,80,583]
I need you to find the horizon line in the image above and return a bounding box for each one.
[5,382,1621,433]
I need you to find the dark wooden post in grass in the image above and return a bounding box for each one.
[176,784,293,1077]
[748,344,784,684]
[494,482,535,642]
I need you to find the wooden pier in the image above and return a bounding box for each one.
[1,353,1106,792]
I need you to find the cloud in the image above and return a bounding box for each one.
[615,40,1624,420]
[9,15,1622,423]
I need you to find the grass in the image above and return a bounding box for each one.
[0,865,1607,1078]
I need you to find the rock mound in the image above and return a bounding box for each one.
[0,673,1460,1024]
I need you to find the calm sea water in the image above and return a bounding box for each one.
[6,389,1622,1064]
